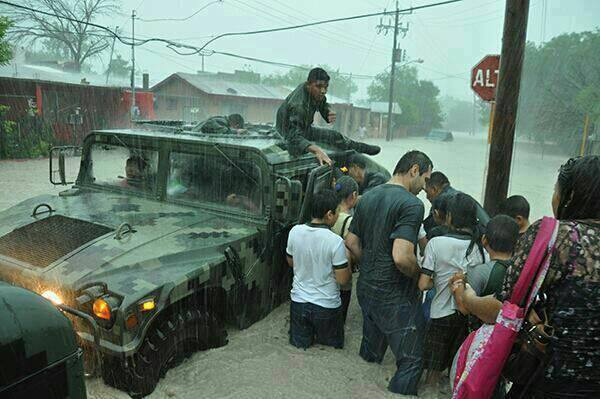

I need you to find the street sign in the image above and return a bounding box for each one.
[471,55,500,102]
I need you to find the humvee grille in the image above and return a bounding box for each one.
[0,215,113,268]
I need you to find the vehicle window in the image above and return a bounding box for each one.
[90,144,158,193]
[167,151,262,214]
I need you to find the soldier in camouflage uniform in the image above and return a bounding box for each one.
[192,114,245,135]
[276,67,380,166]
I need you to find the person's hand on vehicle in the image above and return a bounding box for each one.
[328,111,337,124]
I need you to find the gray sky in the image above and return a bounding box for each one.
[99,0,600,101]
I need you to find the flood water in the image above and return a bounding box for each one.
[0,134,569,398]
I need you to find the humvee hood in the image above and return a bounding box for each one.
[0,191,260,292]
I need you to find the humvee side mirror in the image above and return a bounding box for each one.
[50,146,81,185]
[274,177,302,222]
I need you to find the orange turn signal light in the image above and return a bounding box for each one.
[93,298,112,320]
[126,313,138,330]
[140,299,155,312]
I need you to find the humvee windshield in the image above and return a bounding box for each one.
[166,151,262,214]
[90,143,159,194]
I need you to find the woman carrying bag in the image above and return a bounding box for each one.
[451,156,600,399]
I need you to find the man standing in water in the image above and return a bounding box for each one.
[276,67,380,166]
[345,150,433,395]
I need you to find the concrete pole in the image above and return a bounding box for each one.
[385,1,399,142]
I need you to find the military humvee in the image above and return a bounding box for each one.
[0,124,389,397]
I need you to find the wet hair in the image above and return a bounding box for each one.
[498,195,530,220]
[485,215,520,253]
[334,176,358,201]
[556,156,600,220]
[427,171,450,189]
[393,150,433,176]
[307,67,330,82]
[348,153,368,169]
[431,192,452,218]
[448,193,485,260]
[228,114,244,128]
[311,189,340,219]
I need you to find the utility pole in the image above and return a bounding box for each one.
[483,0,530,215]
[131,10,136,119]
[105,27,118,85]
[377,1,410,142]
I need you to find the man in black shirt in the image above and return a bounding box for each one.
[276,68,380,166]
[347,153,389,195]
[423,171,489,235]
[346,150,433,396]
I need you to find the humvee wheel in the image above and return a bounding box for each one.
[102,309,227,398]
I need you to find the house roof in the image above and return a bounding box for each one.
[152,72,350,105]
[0,61,132,88]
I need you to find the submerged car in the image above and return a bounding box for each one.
[0,124,390,397]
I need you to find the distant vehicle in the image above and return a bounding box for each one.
[425,129,454,142]
[0,123,389,398]
[0,282,87,399]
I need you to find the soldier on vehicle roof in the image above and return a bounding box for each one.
[276,67,381,166]
[192,114,246,135]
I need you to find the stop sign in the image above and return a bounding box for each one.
[471,55,500,102]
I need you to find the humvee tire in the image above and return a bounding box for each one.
[103,309,227,398]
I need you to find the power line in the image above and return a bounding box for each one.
[196,0,464,53]
[138,0,223,22]
[0,0,464,57]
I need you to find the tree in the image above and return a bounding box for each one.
[516,30,600,147]
[441,96,479,133]
[0,17,12,65]
[105,53,130,77]
[5,0,119,72]
[367,66,443,133]
[263,65,358,101]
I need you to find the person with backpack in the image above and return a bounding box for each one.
[418,193,489,389]
[331,176,359,324]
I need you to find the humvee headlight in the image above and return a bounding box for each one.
[140,299,155,312]
[93,298,112,320]
[42,290,63,305]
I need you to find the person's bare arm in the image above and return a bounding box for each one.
[418,236,428,257]
[307,144,332,166]
[345,232,362,262]
[334,265,352,285]
[286,255,293,268]
[449,274,469,315]
[392,239,420,279]
[418,273,433,291]
[462,284,502,324]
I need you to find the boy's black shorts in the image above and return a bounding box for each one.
[422,312,467,371]
[289,300,344,349]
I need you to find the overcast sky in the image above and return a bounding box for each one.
[97,0,600,101]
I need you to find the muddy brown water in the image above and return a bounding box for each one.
[0,135,567,398]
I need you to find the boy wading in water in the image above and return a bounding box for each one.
[286,190,351,349]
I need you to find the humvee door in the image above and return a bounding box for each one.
[298,165,333,224]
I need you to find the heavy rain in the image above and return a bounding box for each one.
[0,1,599,399]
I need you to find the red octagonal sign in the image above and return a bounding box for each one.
[471,55,500,102]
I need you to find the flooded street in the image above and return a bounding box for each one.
[0,134,568,398]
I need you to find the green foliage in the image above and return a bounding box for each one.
[106,53,131,77]
[367,66,443,133]
[263,65,358,101]
[441,96,476,133]
[0,106,55,159]
[517,30,600,146]
[0,17,13,66]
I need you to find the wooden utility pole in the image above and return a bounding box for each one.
[483,0,530,216]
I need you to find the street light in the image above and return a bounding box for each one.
[386,58,424,142]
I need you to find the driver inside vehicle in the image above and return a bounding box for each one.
[121,156,150,189]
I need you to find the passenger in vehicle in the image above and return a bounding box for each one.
[121,156,150,189]
[192,114,246,135]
